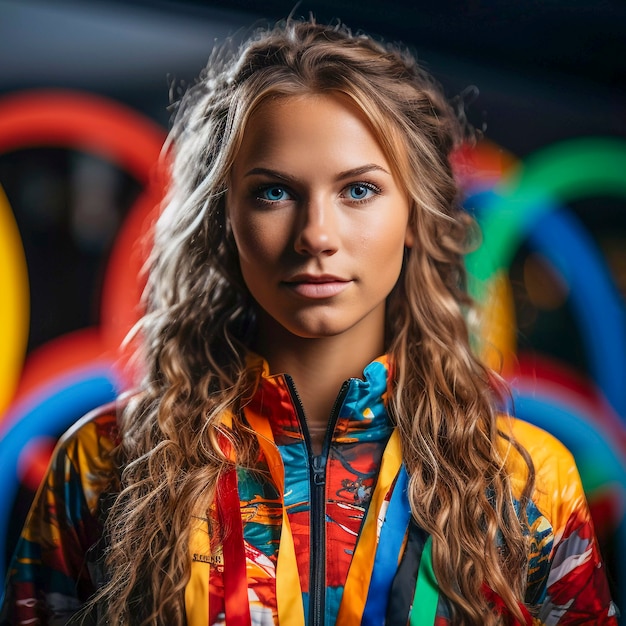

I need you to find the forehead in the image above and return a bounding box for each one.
[232,93,393,174]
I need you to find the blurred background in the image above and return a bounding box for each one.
[1,0,625,619]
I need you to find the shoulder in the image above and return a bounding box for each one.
[497,415,586,536]
[497,417,620,622]
[59,401,119,452]
[48,402,121,514]
[497,414,578,485]
[55,401,119,470]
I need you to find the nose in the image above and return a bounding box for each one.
[293,196,339,256]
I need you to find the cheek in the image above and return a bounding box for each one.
[232,226,260,266]
[369,216,411,286]
[230,215,293,295]
[361,211,411,261]
[231,213,270,265]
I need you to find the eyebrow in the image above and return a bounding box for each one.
[243,163,391,182]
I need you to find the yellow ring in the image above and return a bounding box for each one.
[0,184,29,417]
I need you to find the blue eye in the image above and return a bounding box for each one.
[347,183,378,201]
[259,186,290,202]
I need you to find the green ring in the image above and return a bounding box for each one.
[467,137,626,300]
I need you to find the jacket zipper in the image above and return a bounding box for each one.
[285,376,350,626]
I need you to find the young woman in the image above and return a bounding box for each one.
[1,18,618,626]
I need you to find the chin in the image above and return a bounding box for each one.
[283,323,347,340]
[269,313,354,340]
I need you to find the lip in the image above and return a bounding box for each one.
[283,274,352,299]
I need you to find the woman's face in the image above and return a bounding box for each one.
[228,93,413,344]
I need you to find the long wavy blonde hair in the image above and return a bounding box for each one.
[92,18,534,625]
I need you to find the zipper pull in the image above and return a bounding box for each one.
[312,455,326,486]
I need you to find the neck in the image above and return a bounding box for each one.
[254,317,385,454]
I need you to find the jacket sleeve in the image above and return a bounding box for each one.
[509,419,620,625]
[0,411,117,626]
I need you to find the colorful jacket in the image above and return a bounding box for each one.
[0,355,619,625]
